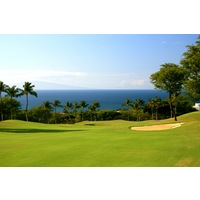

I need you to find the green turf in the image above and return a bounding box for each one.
[0,112,200,166]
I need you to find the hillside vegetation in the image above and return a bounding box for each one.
[0,111,200,166]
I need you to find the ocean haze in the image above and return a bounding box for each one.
[14,81,89,90]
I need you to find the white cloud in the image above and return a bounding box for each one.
[0,70,152,89]
[0,69,88,85]
[130,80,146,86]
[119,79,146,87]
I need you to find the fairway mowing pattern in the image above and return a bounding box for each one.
[0,112,200,167]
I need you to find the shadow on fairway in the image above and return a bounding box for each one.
[0,128,84,134]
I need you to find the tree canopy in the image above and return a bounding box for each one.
[180,35,200,99]
[150,63,185,121]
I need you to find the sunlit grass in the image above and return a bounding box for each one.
[0,112,200,166]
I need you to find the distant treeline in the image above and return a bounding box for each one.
[0,81,196,124]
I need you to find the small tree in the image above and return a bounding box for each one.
[122,98,132,121]
[41,100,53,124]
[147,98,155,120]
[132,98,144,121]
[150,63,185,121]
[73,101,80,122]
[0,81,9,121]
[63,101,73,123]
[52,100,62,124]
[154,97,162,121]
[80,100,88,121]
[2,97,21,120]
[89,100,100,121]
[6,86,21,120]
[20,82,38,121]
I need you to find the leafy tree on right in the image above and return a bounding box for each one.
[180,35,200,100]
[150,63,185,121]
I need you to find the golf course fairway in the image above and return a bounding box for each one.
[0,112,200,167]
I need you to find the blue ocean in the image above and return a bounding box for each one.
[17,89,168,111]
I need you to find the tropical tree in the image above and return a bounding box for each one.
[150,63,185,121]
[0,81,9,121]
[154,97,162,121]
[1,97,21,120]
[63,101,74,123]
[147,98,155,120]
[73,101,80,122]
[88,104,95,121]
[132,98,145,121]
[52,100,62,124]
[63,101,73,113]
[21,82,38,121]
[41,100,53,124]
[180,35,200,99]
[92,100,100,111]
[89,100,100,121]
[80,100,88,121]
[6,86,21,119]
[122,98,132,121]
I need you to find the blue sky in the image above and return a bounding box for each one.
[0,34,198,89]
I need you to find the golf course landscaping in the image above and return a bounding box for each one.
[0,111,200,167]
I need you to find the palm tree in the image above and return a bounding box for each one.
[90,100,100,121]
[21,82,38,121]
[42,100,53,124]
[133,98,144,121]
[80,100,88,121]
[6,86,21,120]
[63,101,73,113]
[122,98,132,121]
[154,97,162,121]
[148,98,155,120]
[63,101,73,123]
[0,81,9,121]
[73,101,80,122]
[88,104,95,121]
[52,100,62,124]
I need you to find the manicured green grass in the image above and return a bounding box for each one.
[0,112,200,166]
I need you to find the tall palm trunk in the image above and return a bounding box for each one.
[54,107,57,124]
[25,94,29,121]
[155,107,158,121]
[0,93,3,121]
[10,97,13,120]
[151,107,154,120]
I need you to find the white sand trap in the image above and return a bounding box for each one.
[131,123,184,131]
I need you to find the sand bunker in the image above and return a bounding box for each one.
[131,123,184,131]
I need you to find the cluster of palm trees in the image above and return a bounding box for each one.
[122,97,163,121]
[147,97,162,121]
[0,81,37,121]
[40,99,101,123]
[0,80,103,123]
[122,98,145,121]
[0,79,163,123]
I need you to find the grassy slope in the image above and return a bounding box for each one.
[0,112,200,166]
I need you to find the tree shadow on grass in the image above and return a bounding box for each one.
[0,128,84,134]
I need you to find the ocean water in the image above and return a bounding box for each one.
[17,89,168,111]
